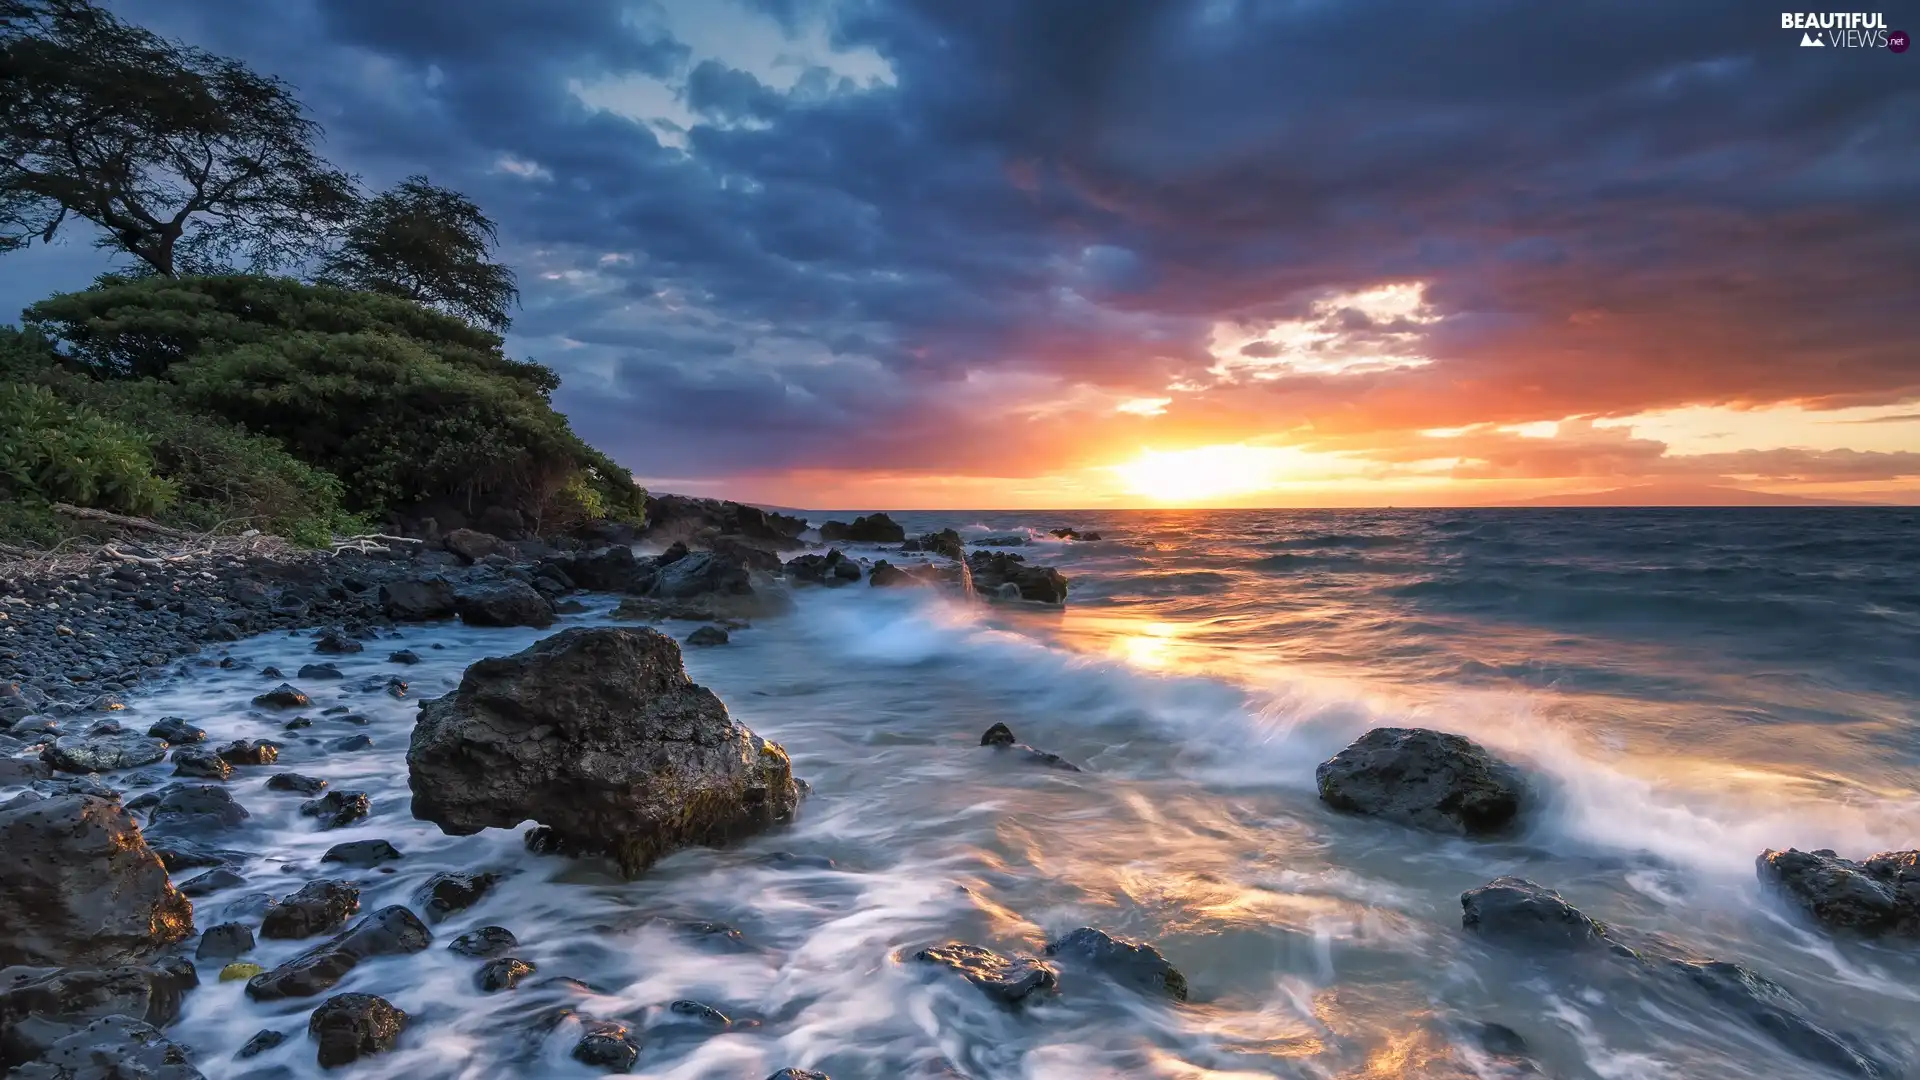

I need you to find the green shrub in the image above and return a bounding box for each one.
[0,382,175,515]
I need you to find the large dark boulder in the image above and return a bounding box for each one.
[545,546,653,593]
[0,963,197,1069]
[9,1015,204,1080]
[1461,877,1615,951]
[309,992,408,1068]
[0,794,194,967]
[261,880,361,939]
[966,551,1069,604]
[380,578,457,621]
[784,549,862,586]
[443,528,513,565]
[143,784,249,832]
[1315,727,1526,836]
[454,581,554,628]
[1043,927,1187,1000]
[709,534,785,572]
[41,733,169,773]
[245,906,431,1001]
[645,494,807,546]
[902,529,965,560]
[911,942,1058,1005]
[818,513,906,544]
[1757,848,1920,938]
[407,627,800,876]
[649,550,751,600]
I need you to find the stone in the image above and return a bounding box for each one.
[246,907,431,1001]
[308,992,408,1068]
[911,942,1058,1005]
[444,528,513,565]
[0,794,194,967]
[0,963,196,1067]
[1043,927,1188,1000]
[216,739,278,766]
[219,963,262,983]
[447,926,517,957]
[1461,877,1615,951]
[41,733,168,773]
[818,513,905,543]
[388,649,420,665]
[784,549,862,586]
[407,627,800,875]
[685,625,729,647]
[170,745,232,780]
[297,662,343,680]
[666,1000,730,1026]
[145,784,249,831]
[237,1028,285,1060]
[1757,848,1920,938]
[8,1016,203,1080]
[413,871,499,922]
[299,791,370,829]
[147,718,205,744]
[1315,727,1527,836]
[868,560,922,588]
[709,534,784,573]
[252,683,309,709]
[475,957,535,992]
[978,723,1081,771]
[326,734,373,753]
[266,773,327,795]
[380,579,457,621]
[571,1020,640,1071]
[454,581,554,629]
[649,551,750,600]
[902,529,965,560]
[178,867,245,896]
[313,631,362,655]
[196,922,255,960]
[260,880,361,940]
[321,840,402,867]
[766,1071,830,1080]
[966,550,1069,604]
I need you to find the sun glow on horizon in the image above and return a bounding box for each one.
[1109,444,1335,503]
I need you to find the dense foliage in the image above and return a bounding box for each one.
[316,175,520,332]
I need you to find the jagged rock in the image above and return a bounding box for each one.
[300,791,369,829]
[767,1071,831,1080]
[454,581,554,629]
[266,773,327,795]
[911,942,1058,1005]
[380,578,458,621]
[252,683,309,709]
[144,784,248,831]
[260,881,361,940]
[1757,848,1920,938]
[685,625,729,647]
[447,926,517,958]
[544,546,652,593]
[388,649,421,665]
[308,992,408,1068]
[902,529,965,560]
[297,662,343,680]
[216,739,278,767]
[475,957,535,992]
[0,794,193,967]
[195,923,254,960]
[41,733,168,773]
[313,631,362,655]
[177,867,244,896]
[413,872,499,922]
[666,1000,730,1026]
[649,551,750,600]
[571,1020,640,1071]
[1315,727,1526,836]
[818,513,905,543]
[0,964,197,1068]
[407,627,800,875]
[444,528,512,565]
[709,534,784,572]
[1043,927,1187,1000]
[1461,877,1614,951]
[868,560,924,588]
[644,494,807,547]
[966,551,1069,604]
[9,1016,203,1080]
[147,718,205,744]
[321,840,402,867]
[784,549,862,585]
[973,534,1026,546]
[246,906,431,1001]
[978,723,1081,772]
[236,1028,285,1059]
[169,746,231,781]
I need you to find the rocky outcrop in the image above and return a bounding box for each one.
[246,906,431,1001]
[709,534,784,573]
[454,581,554,628]
[686,625,729,647]
[649,550,750,600]
[819,513,906,544]
[443,528,514,565]
[0,794,193,967]
[41,732,169,773]
[407,627,801,875]
[1043,927,1187,1000]
[379,578,457,621]
[9,1015,204,1080]
[1757,848,1920,938]
[868,560,924,588]
[309,992,408,1068]
[784,549,862,586]
[644,494,807,547]
[902,529,965,560]
[0,962,198,1069]
[911,942,1058,1005]
[1315,727,1526,836]
[966,551,1068,604]
[1461,877,1616,951]
[544,546,652,593]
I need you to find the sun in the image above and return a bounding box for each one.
[1108,445,1287,504]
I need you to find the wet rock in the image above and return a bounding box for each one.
[147,718,205,744]
[966,551,1069,604]
[0,758,54,784]
[443,528,511,565]
[1043,927,1188,1001]
[902,529,965,560]
[217,739,279,767]
[0,794,194,967]
[266,773,327,795]
[388,649,420,665]
[178,867,245,896]
[299,791,370,829]
[666,1000,730,1026]
[978,723,1081,772]
[313,631,362,655]
[452,580,554,628]
[196,923,255,960]
[308,992,408,1068]
[326,733,373,753]
[818,513,905,543]
[1671,958,1888,1078]
[170,745,232,780]
[146,784,249,831]
[447,926,517,958]
[980,723,1015,747]
[709,534,784,573]
[1315,727,1527,836]
[413,871,499,921]
[41,732,169,773]
[246,907,431,1001]
[866,560,923,588]
[649,551,751,600]
[9,1015,204,1080]
[297,662,342,681]
[252,684,309,709]
[408,627,800,876]
[260,881,361,940]
[974,534,1026,546]
[1756,848,1920,938]
[149,839,248,874]
[571,1020,640,1072]
[236,1028,285,1060]
[475,957,535,992]
[911,942,1058,1005]
[0,963,196,1067]
[544,546,649,593]
[31,776,119,801]
[378,578,457,622]
[321,839,402,867]
[784,549,862,586]
[685,625,729,647]
[218,962,262,983]
[1461,877,1615,951]
[766,1071,830,1080]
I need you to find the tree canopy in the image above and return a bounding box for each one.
[317,175,521,332]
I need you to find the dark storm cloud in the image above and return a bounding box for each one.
[3,0,1912,487]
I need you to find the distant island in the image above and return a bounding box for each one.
[1494,483,1882,508]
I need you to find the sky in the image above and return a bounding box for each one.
[3,0,1918,509]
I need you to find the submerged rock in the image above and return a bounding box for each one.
[309,992,408,1068]
[267,772,327,795]
[147,718,206,744]
[475,957,535,992]
[1756,848,1920,938]
[300,791,370,829]
[246,906,431,1001]
[767,1071,831,1080]
[236,1028,285,1060]
[1043,927,1188,1001]
[978,723,1081,772]
[321,839,403,867]
[413,871,499,921]
[260,880,361,940]
[0,794,194,967]
[1461,877,1615,951]
[9,1015,204,1080]
[252,683,310,709]
[195,923,255,960]
[170,745,232,780]
[407,627,800,876]
[216,739,278,767]
[911,942,1058,1005]
[571,1019,641,1072]
[1315,727,1526,836]
[41,732,168,773]
[447,926,517,958]
[819,513,905,543]
[144,783,249,831]
[685,625,729,647]
[0,963,198,1067]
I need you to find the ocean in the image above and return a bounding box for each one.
[139,508,1920,1077]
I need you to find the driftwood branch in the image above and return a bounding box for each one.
[51,503,194,540]
[0,542,31,559]
[102,542,216,565]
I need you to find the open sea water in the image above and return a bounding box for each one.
[25,508,1920,1079]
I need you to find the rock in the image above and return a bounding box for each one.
[1043,927,1188,1001]
[308,992,408,1068]
[571,1020,640,1071]
[0,794,193,967]
[236,1028,285,1059]
[41,733,168,773]
[266,773,327,795]
[453,581,554,629]
[326,734,373,753]
[475,957,535,992]
[0,758,53,784]
[666,1000,730,1026]
[252,683,309,709]
[147,718,205,744]
[545,546,650,593]
[1669,958,1887,1078]
[9,1016,203,1080]
[148,838,247,874]
[297,662,343,680]
[911,942,1058,1005]
[980,723,1015,747]
[380,578,457,621]
[685,625,729,647]
[300,791,369,829]
[643,494,806,547]
[219,962,262,982]
[1315,727,1527,836]
[784,549,862,586]
[818,513,905,543]
[1757,848,1920,938]
[178,867,245,896]
[709,534,784,573]
[413,871,498,921]
[978,723,1081,771]
[974,534,1026,546]
[321,840,402,867]
[388,649,420,665]
[649,551,750,600]
[216,739,278,767]
[447,926,517,957]
[868,560,922,588]
[246,906,431,1001]
[766,1071,830,1080]
[260,881,361,940]
[1461,877,1615,951]
[196,923,255,960]
[145,784,249,831]
[444,528,512,565]
[0,963,197,1067]
[407,627,800,875]
[902,529,965,560]
[170,746,232,780]
[966,551,1069,604]
[313,631,362,655]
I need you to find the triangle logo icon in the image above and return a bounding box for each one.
[1800,31,1824,45]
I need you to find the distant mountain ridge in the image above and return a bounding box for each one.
[1493,483,1880,507]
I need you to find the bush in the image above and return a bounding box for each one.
[0,382,175,516]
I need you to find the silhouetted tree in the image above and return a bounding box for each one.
[316,175,520,332]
